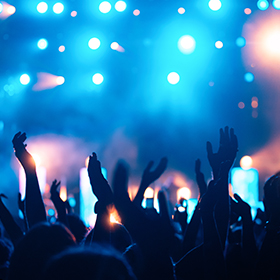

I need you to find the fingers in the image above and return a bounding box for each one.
[154,157,168,177]
[144,160,154,172]
[195,159,201,174]
[233,193,243,203]
[112,160,129,197]
[206,141,213,157]
[158,190,170,221]
[51,179,61,192]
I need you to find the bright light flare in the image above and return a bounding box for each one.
[257,0,269,10]
[240,156,253,170]
[20,74,30,85]
[92,73,104,85]
[32,153,41,167]
[265,31,280,54]
[273,0,280,9]
[215,41,223,49]
[144,187,154,199]
[0,2,16,19]
[59,185,67,202]
[167,72,180,85]
[178,7,185,14]
[178,35,196,54]
[53,2,64,14]
[37,38,48,50]
[99,1,111,13]
[33,72,65,91]
[177,187,191,202]
[115,1,126,12]
[88,38,101,50]
[208,0,222,11]
[109,206,121,224]
[37,2,48,13]
[110,42,125,52]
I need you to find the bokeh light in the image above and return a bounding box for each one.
[71,11,77,17]
[133,9,140,16]
[244,8,252,15]
[273,0,280,9]
[167,72,180,85]
[257,0,269,10]
[240,155,253,170]
[56,76,65,85]
[0,3,3,13]
[59,185,67,202]
[115,1,127,12]
[92,73,104,85]
[37,2,48,13]
[37,38,48,50]
[208,0,222,11]
[244,72,254,82]
[238,102,245,109]
[7,5,16,15]
[177,187,191,201]
[215,41,223,49]
[53,2,64,14]
[144,187,154,199]
[178,35,196,54]
[178,7,185,14]
[236,37,246,47]
[58,45,65,52]
[110,42,119,50]
[20,74,31,85]
[99,1,111,13]
[88,38,101,50]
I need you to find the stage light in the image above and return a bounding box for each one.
[37,38,48,49]
[0,3,3,13]
[208,0,222,11]
[236,37,246,47]
[240,156,253,170]
[244,72,254,82]
[56,76,65,85]
[265,31,280,54]
[20,74,30,85]
[178,7,185,14]
[68,197,76,207]
[88,38,100,50]
[215,41,223,49]
[273,0,280,9]
[92,73,104,85]
[177,187,191,201]
[7,5,16,15]
[144,187,154,199]
[59,185,67,202]
[167,72,180,85]
[37,2,48,13]
[110,42,119,50]
[99,1,111,13]
[133,9,140,16]
[53,2,64,14]
[257,0,269,10]
[115,1,126,12]
[178,35,196,54]
[58,45,65,52]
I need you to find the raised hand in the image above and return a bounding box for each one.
[133,157,168,207]
[12,132,35,171]
[206,126,238,180]
[195,159,207,199]
[87,152,113,208]
[231,193,251,218]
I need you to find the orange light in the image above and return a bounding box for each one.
[238,101,245,109]
[177,187,191,201]
[251,100,258,108]
[109,206,121,224]
[240,155,253,170]
[59,185,67,202]
[244,8,251,15]
[0,2,16,19]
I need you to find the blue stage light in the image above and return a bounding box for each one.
[178,35,196,54]
[273,0,280,9]
[37,38,48,49]
[20,74,31,85]
[37,2,48,13]
[167,72,180,85]
[0,3,3,13]
[236,37,246,47]
[257,0,269,10]
[99,1,111,13]
[115,1,127,12]
[53,2,64,14]
[244,72,254,82]
[208,0,222,11]
[92,73,104,85]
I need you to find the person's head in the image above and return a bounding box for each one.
[67,213,88,244]
[8,222,76,280]
[43,244,136,280]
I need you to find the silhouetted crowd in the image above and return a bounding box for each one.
[0,128,279,280]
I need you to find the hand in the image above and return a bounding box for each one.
[87,152,113,205]
[231,193,251,218]
[12,132,35,171]
[206,127,238,180]
[50,179,61,198]
[195,159,207,199]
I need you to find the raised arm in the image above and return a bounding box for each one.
[12,132,46,228]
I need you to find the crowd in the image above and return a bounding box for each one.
[0,127,279,280]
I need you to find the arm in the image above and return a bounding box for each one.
[0,194,23,246]
[12,132,46,228]
[133,157,167,208]
[18,192,28,232]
